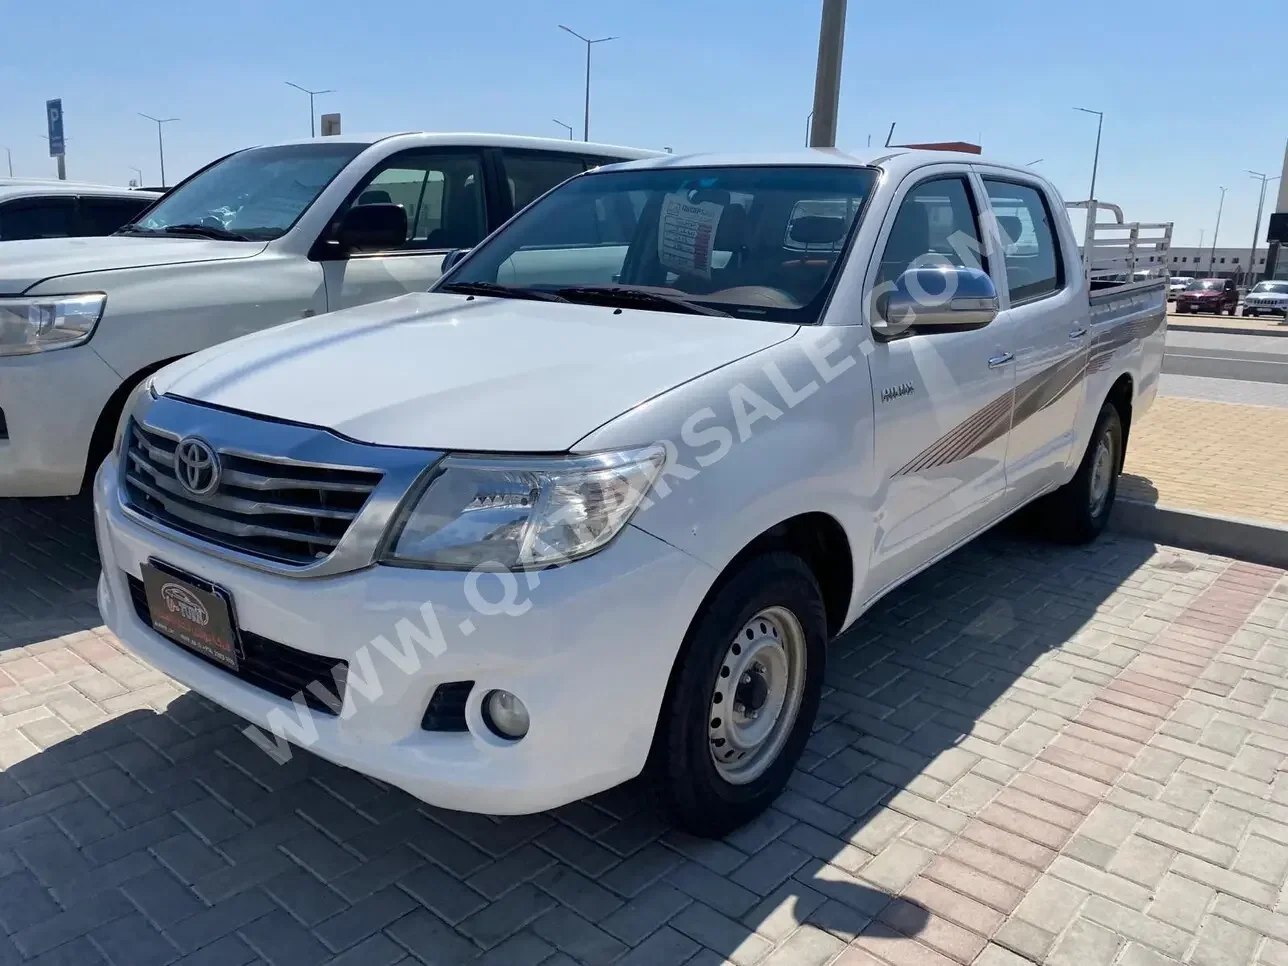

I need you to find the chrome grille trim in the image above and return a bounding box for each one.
[116,393,442,579]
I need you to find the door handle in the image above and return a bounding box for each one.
[1069,327,1088,339]
[988,352,1015,369]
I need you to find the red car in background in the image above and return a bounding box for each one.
[1175,278,1238,315]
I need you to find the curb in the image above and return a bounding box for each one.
[1167,321,1288,338]
[1110,498,1288,569]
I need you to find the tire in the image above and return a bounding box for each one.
[1041,402,1124,544]
[648,552,826,838]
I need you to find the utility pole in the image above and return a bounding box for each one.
[552,119,574,140]
[558,25,616,141]
[285,82,334,138]
[1210,185,1228,275]
[808,0,847,148]
[1247,171,1281,283]
[138,114,179,187]
[1074,107,1104,202]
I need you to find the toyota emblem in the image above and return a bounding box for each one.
[175,437,220,496]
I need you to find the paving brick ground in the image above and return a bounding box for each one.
[1,498,1288,964]
[1121,396,1288,526]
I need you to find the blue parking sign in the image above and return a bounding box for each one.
[46,99,65,156]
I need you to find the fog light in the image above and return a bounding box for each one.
[483,690,529,740]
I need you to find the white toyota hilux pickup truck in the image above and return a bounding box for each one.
[0,133,655,497]
[94,149,1169,836]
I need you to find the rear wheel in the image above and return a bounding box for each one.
[648,553,825,838]
[1041,402,1124,544]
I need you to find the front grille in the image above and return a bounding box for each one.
[122,421,383,565]
[421,681,474,732]
[126,573,348,715]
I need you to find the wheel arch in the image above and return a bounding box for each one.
[1104,372,1134,471]
[82,355,186,490]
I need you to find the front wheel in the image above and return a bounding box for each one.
[1042,402,1124,544]
[648,553,826,838]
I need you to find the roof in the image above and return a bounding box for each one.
[0,179,160,202]
[259,132,661,159]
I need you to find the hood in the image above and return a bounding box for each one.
[0,236,266,293]
[153,293,798,451]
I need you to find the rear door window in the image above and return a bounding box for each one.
[981,180,1064,303]
[0,198,76,240]
[501,152,587,212]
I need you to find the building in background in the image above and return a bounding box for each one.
[1164,246,1272,283]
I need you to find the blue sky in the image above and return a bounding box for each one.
[2,0,1284,251]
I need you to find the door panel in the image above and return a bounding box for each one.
[865,169,1014,596]
[977,174,1087,498]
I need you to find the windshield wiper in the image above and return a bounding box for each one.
[556,286,731,317]
[438,281,569,303]
[158,223,251,241]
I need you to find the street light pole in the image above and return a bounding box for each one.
[808,0,847,148]
[4,147,11,177]
[129,166,143,186]
[1247,171,1282,284]
[558,25,617,141]
[552,119,574,140]
[138,114,179,187]
[1210,185,1228,274]
[805,112,814,147]
[285,82,335,138]
[1074,107,1104,202]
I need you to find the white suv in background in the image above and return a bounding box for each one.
[0,134,656,497]
[1242,280,1288,319]
[0,179,159,242]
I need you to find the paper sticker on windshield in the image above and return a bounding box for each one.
[658,193,724,279]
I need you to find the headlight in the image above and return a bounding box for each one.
[382,445,665,570]
[0,294,105,357]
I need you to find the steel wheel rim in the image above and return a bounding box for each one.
[1089,435,1114,517]
[708,606,807,785]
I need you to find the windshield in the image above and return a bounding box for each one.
[1169,277,1192,285]
[1252,282,1288,294]
[127,142,366,241]
[1186,279,1222,291]
[437,165,878,323]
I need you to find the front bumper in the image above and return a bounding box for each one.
[94,457,718,814]
[1244,303,1288,316]
[0,347,123,497]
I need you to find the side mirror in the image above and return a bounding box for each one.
[337,203,407,252]
[874,266,998,336]
[440,248,471,273]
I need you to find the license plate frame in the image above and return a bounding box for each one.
[140,559,242,672]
